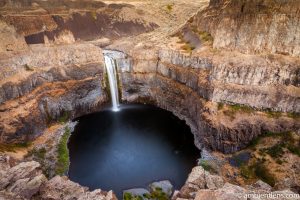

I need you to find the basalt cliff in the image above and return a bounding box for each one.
[0,0,299,199]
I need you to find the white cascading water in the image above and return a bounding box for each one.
[104,55,119,112]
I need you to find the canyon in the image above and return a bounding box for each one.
[0,0,300,199]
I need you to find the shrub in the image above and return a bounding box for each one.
[124,193,143,200]
[199,160,217,174]
[240,164,255,179]
[144,187,169,200]
[265,143,285,158]
[254,162,276,187]
[58,111,70,124]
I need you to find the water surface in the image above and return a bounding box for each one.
[68,104,199,197]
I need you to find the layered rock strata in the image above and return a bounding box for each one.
[0,43,107,143]
[0,155,116,200]
[187,0,300,57]
[104,48,300,153]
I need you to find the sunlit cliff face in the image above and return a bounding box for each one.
[0,0,299,199]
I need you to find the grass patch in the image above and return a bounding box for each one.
[55,127,71,175]
[254,162,276,186]
[0,142,31,152]
[198,160,217,174]
[229,104,254,113]
[264,142,285,158]
[144,187,169,200]
[58,111,70,124]
[198,31,213,43]
[249,131,300,157]
[240,164,255,179]
[181,43,195,54]
[124,187,169,200]
[240,162,276,186]
[124,193,143,200]
[223,104,254,119]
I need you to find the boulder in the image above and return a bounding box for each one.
[7,174,47,199]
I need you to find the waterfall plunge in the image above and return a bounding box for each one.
[104,55,119,112]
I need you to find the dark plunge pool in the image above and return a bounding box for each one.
[68,104,200,198]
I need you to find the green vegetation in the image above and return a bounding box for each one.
[222,104,254,119]
[229,104,254,113]
[240,161,276,186]
[58,111,70,124]
[249,131,300,158]
[124,193,143,200]
[124,187,169,200]
[55,127,71,175]
[198,31,213,43]
[0,142,31,152]
[240,164,255,179]
[24,64,34,71]
[198,160,217,174]
[265,143,285,158]
[190,26,213,44]
[181,43,195,53]
[144,187,169,200]
[239,131,300,186]
[254,162,276,186]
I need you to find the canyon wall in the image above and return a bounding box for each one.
[0,43,107,143]
[189,0,300,57]
[0,0,158,45]
[106,48,300,153]
[0,0,299,154]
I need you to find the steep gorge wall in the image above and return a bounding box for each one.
[108,48,300,153]
[189,0,300,57]
[0,44,108,143]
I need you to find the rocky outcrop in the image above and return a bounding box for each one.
[1,1,158,45]
[0,43,107,143]
[188,0,300,57]
[0,20,28,58]
[174,166,299,200]
[0,155,116,200]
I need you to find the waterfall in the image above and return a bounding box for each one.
[104,55,119,112]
